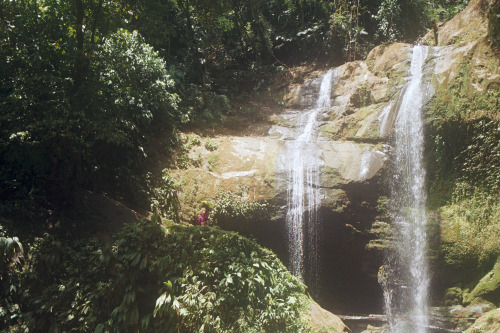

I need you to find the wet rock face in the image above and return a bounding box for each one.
[431,0,495,46]
[317,179,385,314]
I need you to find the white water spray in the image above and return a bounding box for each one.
[385,45,430,332]
[286,69,334,285]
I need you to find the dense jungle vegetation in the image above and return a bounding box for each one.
[2,0,495,331]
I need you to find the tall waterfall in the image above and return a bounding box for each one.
[286,69,334,287]
[385,45,430,332]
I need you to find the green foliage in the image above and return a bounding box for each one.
[87,29,179,148]
[457,120,500,192]
[428,0,470,22]
[429,118,500,206]
[430,122,499,268]
[422,33,499,276]
[17,221,307,332]
[331,0,371,61]
[376,196,389,220]
[182,85,231,125]
[82,29,182,202]
[464,256,500,305]
[149,169,180,222]
[488,0,500,48]
[440,187,500,268]
[375,0,429,42]
[208,154,220,172]
[0,226,24,329]
[429,60,499,121]
[174,134,204,169]
[0,1,184,212]
[204,138,219,151]
[375,0,471,43]
[199,200,214,210]
[211,193,270,227]
[375,0,403,41]
[0,0,77,205]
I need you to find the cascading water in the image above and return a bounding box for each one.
[384,45,431,332]
[286,69,334,288]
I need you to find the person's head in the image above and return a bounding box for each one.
[200,201,211,216]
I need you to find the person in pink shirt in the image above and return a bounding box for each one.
[196,206,210,226]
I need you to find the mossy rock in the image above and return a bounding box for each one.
[366,222,392,251]
[301,296,349,332]
[366,239,391,251]
[465,308,500,333]
[323,189,350,214]
[365,43,411,79]
[320,121,344,140]
[352,103,386,140]
[322,166,344,189]
[465,256,500,306]
[369,221,391,236]
[350,83,372,108]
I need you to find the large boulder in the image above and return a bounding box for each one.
[465,257,500,306]
[304,297,351,332]
[465,308,500,333]
[427,0,496,46]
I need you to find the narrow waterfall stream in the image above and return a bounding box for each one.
[385,45,431,332]
[286,69,334,289]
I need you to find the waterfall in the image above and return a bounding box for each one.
[286,69,334,288]
[385,45,431,332]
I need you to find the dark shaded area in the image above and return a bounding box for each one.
[317,180,385,315]
[225,178,387,316]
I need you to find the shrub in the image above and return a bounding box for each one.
[440,186,500,268]
[204,138,219,151]
[149,169,180,222]
[211,193,270,227]
[17,221,307,332]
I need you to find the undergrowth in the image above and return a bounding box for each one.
[3,221,308,332]
[440,186,500,268]
[211,193,271,227]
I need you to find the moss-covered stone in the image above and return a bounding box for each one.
[269,113,295,128]
[322,166,344,188]
[354,103,387,140]
[350,83,372,108]
[366,239,391,251]
[323,188,350,214]
[465,308,500,333]
[321,121,345,141]
[301,295,349,332]
[465,257,500,306]
[435,0,494,46]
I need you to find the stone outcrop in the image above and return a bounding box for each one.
[304,297,351,332]
[465,257,500,306]
[465,308,500,333]
[423,0,497,46]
